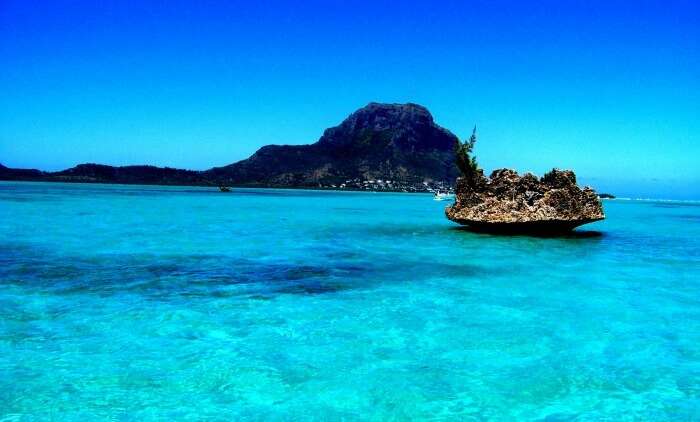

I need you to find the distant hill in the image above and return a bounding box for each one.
[0,163,44,180]
[0,163,207,185]
[53,164,205,185]
[1,103,460,188]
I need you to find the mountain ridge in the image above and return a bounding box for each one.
[1,103,460,190]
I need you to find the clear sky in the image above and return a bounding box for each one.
[1,1,698,198]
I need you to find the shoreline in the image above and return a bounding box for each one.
[1,180,698,202]
[0,179,439,195]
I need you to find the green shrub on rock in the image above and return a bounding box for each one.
[456,126,480,185]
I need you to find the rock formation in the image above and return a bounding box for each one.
[446,168,605,233]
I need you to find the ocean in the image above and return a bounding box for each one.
[1,181,699,420]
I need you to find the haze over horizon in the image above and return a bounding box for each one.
[1,1,698,199]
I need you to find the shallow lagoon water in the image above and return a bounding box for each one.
[1,182,699,420]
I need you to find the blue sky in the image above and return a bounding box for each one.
[1,1,698,198]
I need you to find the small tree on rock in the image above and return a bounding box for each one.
[456,126,480,185]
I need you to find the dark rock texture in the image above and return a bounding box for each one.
[446,168,605,233]
[1,103,459,188]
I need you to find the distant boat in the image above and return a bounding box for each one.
[433,191,455,201]
[219,186,231,192]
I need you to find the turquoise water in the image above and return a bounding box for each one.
[1,182,699,420]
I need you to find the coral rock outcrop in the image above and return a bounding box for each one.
[446,169,605,233]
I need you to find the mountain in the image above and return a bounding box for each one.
[206,102,459,186]
[0,103,460,189]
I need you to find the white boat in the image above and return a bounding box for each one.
[433,191,455,201]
